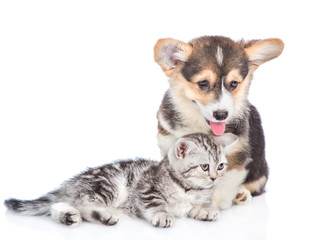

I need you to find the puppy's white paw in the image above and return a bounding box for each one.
[217,200,232,210]
[233,186,252,205]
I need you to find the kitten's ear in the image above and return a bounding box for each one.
[244,38,284,71]
[215,133,239,154]
[174,139,198,160]
[154,38,192,76]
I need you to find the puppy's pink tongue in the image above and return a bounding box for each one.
[210,122,226,136]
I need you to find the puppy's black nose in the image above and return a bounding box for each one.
[213,111,229,121]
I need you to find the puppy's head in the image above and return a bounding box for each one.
[154,36,284,135]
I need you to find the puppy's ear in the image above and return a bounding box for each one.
[173,138,198,160]
[215,133,239,154]
[244,38,284,71]
[154,38,192,76]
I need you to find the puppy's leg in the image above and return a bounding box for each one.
[244,175,268,196]
[212,169,248,210]
[157,133,176,157]
[233,184,252,205]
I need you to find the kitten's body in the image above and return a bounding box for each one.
[5,133,238,227]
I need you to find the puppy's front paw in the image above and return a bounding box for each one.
[233,186,252,205]
[215,199,233,210]
[151,213,175,228]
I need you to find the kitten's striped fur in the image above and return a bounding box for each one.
[5,133,238,227]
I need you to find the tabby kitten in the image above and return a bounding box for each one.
[5,133,238,227]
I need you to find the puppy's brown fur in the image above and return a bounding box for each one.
[154,36,284,208]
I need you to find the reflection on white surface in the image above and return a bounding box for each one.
[2,195,268,240]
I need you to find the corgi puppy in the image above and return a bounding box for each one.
[154,36,284,209]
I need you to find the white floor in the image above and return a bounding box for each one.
[1,1,334,239]
[1,186,333,240]
[1,194,268,240]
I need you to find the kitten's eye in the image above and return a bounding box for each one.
[230,81,239,90]
[217,163,225,171]
[197,80,210,90]
[200,164,209,171]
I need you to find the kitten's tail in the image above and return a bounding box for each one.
[4,190,60,216]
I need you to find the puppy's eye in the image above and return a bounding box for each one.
[197,80,210,90]
[217,163,225,171]
[200,164,209,171]
[230,81,239,89]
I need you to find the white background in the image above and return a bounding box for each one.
[1,1,333,239]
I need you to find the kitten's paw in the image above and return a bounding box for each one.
[189,206,219,221]
[151,213,175,228]
[233,186,252,205]
[62,212,82,226]
[91,210,119,226]
[51,203,82,227]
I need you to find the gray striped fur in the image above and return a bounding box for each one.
[5,133,237,227]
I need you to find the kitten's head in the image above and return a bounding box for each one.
[168,133,238,189]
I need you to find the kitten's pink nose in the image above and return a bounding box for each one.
[210,172,218,181]
[210,177,216,182]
